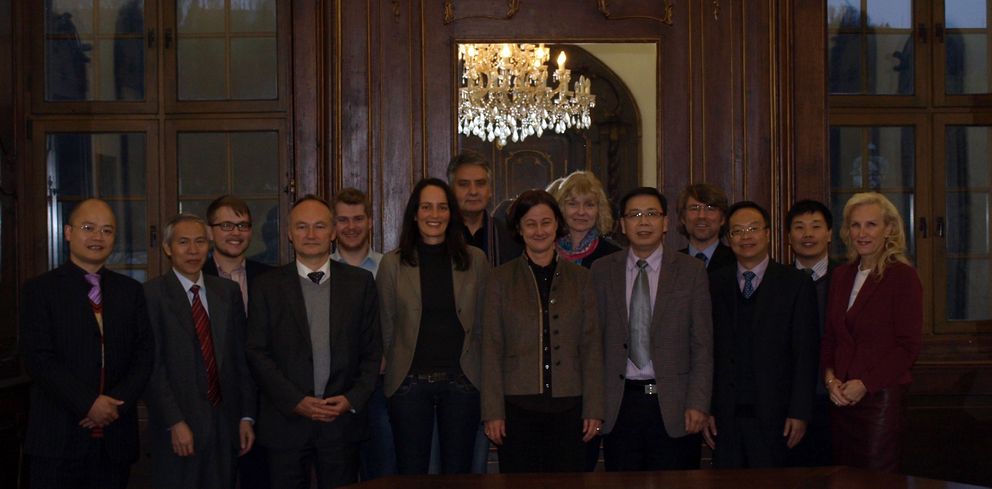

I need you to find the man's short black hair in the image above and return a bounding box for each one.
[619,187,668,216]
[785,199,833,230]
[727,200,771,228]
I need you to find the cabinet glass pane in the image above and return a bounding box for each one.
[46,132,149,276]
[45,0,145,101]
[827,0,913,95]
[944,125,992,321]
[829,125,916,261]
[177,131,281,265]
[175,1,278,101]
[945,33,990,94]
[946,0,987,29]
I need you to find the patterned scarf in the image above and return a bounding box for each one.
[556,229,601,265]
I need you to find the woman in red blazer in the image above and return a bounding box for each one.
[821,192,922,472]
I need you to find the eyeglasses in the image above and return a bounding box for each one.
[686,203,720,214]
[623,210,665,220]
[728,225,766,239]
[77,223,115,237]
[211,221,252,232]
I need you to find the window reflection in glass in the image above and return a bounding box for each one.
[944,125,992,321]
[828,0,913,95]
[176,130,281,265]
[45,0,145,101]
[829,125,916,260]
[46,132,149,276]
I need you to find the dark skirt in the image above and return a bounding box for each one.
[831,383,908,472]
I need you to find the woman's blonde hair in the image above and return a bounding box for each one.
[839,192,910,277]
[550,171,614,235]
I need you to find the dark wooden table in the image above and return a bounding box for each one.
[344,466,989,489]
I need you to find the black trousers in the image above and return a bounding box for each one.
[497,401,584,473]
[267,433,359,489]
[603,386,699,471]
[712,408,788,469]
[30,442,130,489]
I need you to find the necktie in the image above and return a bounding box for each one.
[694,252,708,267]
[84,273,102,306]
[802,268,816,281]
[742,271,757,299]
[308,271,325,284]
[190,285,222,406]
[629,259,652,369]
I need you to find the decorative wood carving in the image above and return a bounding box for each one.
[443,0,520,25]
[596,0,673,26]
[713,0,720,20]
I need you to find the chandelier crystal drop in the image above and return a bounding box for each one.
[458,43,596,147]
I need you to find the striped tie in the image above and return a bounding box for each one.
[190,285,222,406]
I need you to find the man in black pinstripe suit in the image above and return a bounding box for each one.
[19,198,154,489]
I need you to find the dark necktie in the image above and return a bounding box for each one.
[694,252,708,267]
[802,268,816,280]
[629,259,652,368]
[190,285,222,406]
[308,271,325,284]
[742,271,757,299]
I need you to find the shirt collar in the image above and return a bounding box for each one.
[737,254,770,281]
[296,259,331,283]
[627,244,664,272]
[331,248,383,269]
[173,268,205,293]
[212,255,246,275]
[687,240,719,260]
[795,255,829,281]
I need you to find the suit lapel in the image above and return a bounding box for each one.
[609,251,629,331]
[845,266,882,321]
[750,260,777,331]
[204,277,229,370]
[163,272,198,345]
[282,265,312,350]
[452,263,470,332]
[653,252,679,339]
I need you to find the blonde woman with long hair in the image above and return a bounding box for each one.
[820,192,922,472]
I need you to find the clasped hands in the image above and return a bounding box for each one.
[78,394,123,429]
[294,395,352,423]
[827,378,867,407]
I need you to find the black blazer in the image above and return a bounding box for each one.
[245,260,381,448]
[709,259,819,425]
[19,262,154,463]
[679,243,737,273]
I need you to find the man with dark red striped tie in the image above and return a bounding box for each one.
[20,198,154,489]
[143,213,256,489]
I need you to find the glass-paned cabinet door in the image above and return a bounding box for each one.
[934,117,992,332]
[34,121,160,281]
[163,0,289,112]
[165,119,288,267]
[828,123,921,262]
[937,0,992,105]
[31,0,159,113]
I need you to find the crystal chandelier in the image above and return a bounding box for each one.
[458,43,596,147]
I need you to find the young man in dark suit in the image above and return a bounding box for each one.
[202,195,273,488]
[676,183,736,272]
[143,214,256,489]
[19,198,154,489]
[703,201,819,468]
[592,187,713,471]
[246,195,381,488]
[785,199,837,467]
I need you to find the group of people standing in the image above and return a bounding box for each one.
[19,150,922,489]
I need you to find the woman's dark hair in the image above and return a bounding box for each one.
[398,178,470,270]
[507,189,569,244]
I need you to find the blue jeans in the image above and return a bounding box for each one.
[359,380,397,480]
[388,375,480,474]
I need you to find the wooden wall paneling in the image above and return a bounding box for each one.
[336,1,373,192]
[657,0,692,252]
[741,0,773,210]
[791,0,827,204]
[293,0,322,198]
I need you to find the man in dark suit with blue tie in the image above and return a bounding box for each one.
[144,214,256,489]
[703,201,818,468]
[20,198,154,489]
[246,195,381,488]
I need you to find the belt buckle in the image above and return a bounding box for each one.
[644,383,657,395]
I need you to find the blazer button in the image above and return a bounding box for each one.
[618,374,624,379]
[555,361,561,366]
[553,314,559,319]
[623,343,627,349]
[549,298,557,305]
[553,330,559,335]
[554,345,560,350]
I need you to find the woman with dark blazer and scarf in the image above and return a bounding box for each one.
[821,192,922,472]
[377,178,490,474]
[481,189,604,473]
